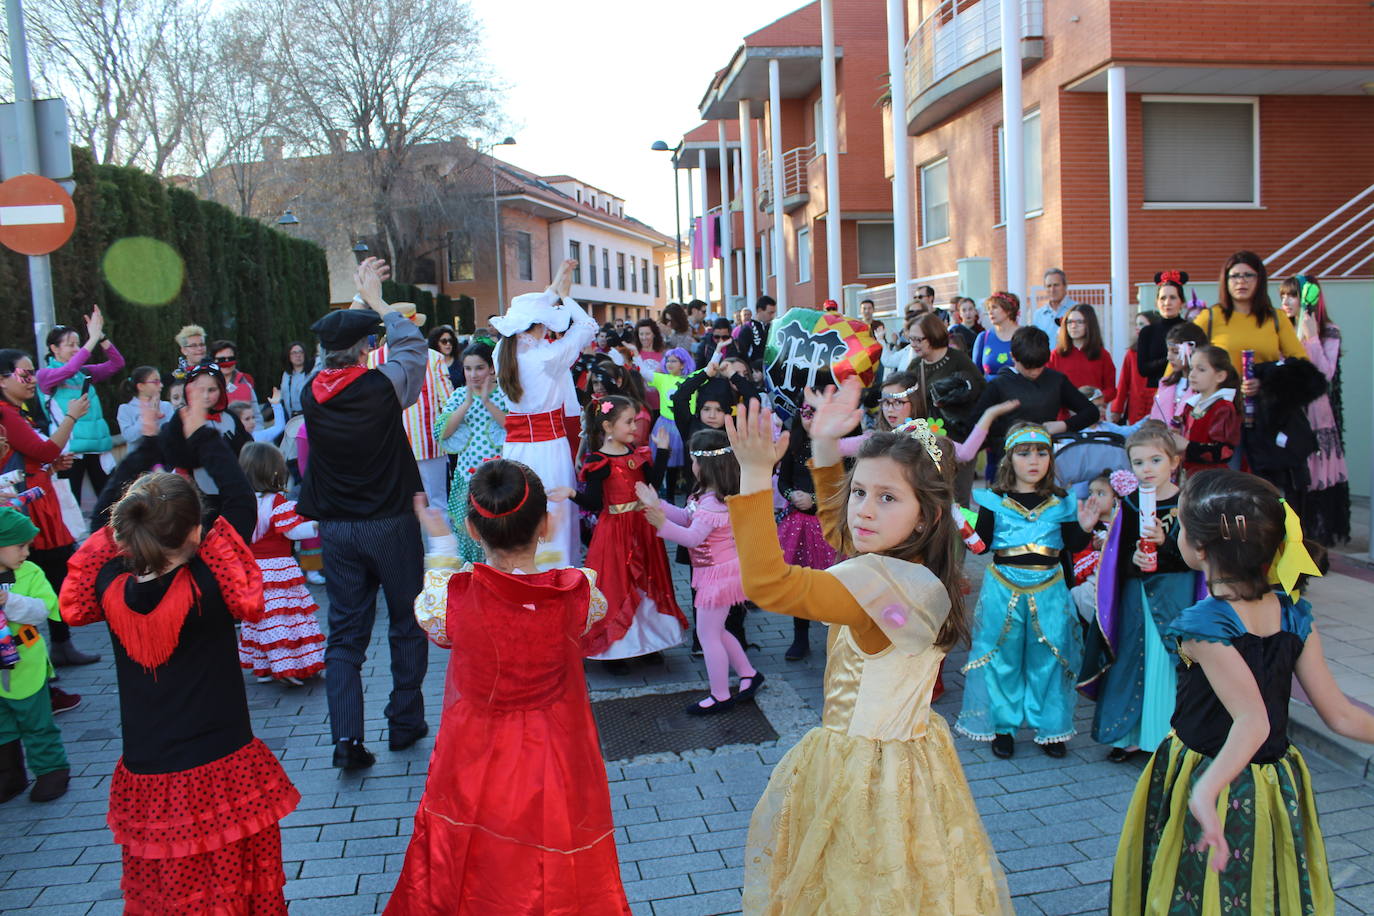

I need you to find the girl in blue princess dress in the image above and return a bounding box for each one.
[956,422,1101,759]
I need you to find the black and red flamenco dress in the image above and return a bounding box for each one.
[387,561,631,915]
[61,518,299,915]
[579,447,687,659]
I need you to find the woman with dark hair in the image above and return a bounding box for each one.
[659,303,695,352]
[1193,250,1305,369]
[116,366,174,450]
[436,342,509,561]
[37,306,125,502]
[279,341,315,419]
[1048,303,1116,405]
[634,319,665,368]
[1110,311,1161,423]
[1135,271,1190,387]
[428,325,464,389]
[972,292,1020,380]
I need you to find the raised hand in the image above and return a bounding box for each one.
[551,258,577,298]
[269,387,282,405]
[652,425,671,451]
[412,493,452,538]
[139,398,160,437]
[353,257,392,312]
[807,378,865,442]
[85,305,104,346]
[181,394,208,437]
[1077,494,1100,532]
[724,398,789,496]
[633,480,660,509]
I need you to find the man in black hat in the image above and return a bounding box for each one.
[298,257,429,770]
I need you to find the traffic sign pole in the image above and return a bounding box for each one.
[5,0,56,357]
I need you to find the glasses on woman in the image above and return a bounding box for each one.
[1227,272,1258,282]
[3,369,35,383]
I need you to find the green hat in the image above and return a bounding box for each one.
[0,507,40,548]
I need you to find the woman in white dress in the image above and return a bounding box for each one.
[492,260,597,568]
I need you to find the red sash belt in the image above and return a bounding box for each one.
[504,409,567,443]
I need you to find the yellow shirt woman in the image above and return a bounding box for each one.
[1193,304,1305,367]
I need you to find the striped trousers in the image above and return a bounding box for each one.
[319,513,427,743]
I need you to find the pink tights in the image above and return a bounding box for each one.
[698,604,756,701]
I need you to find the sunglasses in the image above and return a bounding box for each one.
[714,334,731,341]
[3,369,35,383]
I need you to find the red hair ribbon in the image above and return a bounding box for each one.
[469,474,530,519]
[1158,270,1182,286]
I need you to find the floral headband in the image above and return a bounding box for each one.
[1004,425,1051,450]
[893,417,943,465]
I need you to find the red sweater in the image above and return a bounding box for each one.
[1110,349,1156,423]
[1048,346,1118,403]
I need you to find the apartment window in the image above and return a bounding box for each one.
[856,222,895,277]
[997,109,1043,222]
[920,157,950,245]
[617,252,626,290]
[602,249,610,287]
[796,227,812,283]
[1142,97,1258,206]
[569,240,582,284]
[653,265,661,298]
[641,259,649,294]
[630,255,637,292]
[446,231,474,282]
[515,231,533,281]
[588,245,597,287]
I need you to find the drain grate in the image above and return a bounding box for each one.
[592,690,779,761]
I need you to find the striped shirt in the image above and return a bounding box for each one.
[368,345,454,461]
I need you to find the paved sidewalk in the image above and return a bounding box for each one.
[2,548,1373,914]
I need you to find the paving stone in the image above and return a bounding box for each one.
[651,888,742,915]
[625,816,708,843]
[622,873,694,903]
[637,850,726,880]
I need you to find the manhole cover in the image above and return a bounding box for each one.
[591,690,778,760]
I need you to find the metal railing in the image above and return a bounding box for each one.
[855,272,961,317]
[1266,184,1374,278]
[757,142,817,211]
[905,0,1044,101]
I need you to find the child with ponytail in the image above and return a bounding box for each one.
[1112,469,1374,915]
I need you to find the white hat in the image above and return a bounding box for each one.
[490,291,577,337]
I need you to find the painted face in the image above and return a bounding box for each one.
[1129,443,1180,492]
[0,540,31,571]
[698,401,727,429]
[1010,443,1051,488]
[1187,356,1226,396]
[604,408,639,447]
[664,355,684,376]
[880,385,913,428]
[638,326,655,351]
[1156,286,1183,319]
[1,357,37,404]
[169,384,186,410]
[1279,291,1300,319]
[846,455,925,554]
[50,331,81,364]
[463,355,492,388]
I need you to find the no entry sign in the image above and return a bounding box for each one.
[0,174,76,256]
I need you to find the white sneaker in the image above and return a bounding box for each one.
[306,571,326,585]
[255,675,273,684]
[282,676,306,687]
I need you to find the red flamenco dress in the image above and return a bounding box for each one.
[387,562,631,915]
[577,447,686,659]
[61,518,300,915]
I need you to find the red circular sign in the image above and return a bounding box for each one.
[0,174,76,256]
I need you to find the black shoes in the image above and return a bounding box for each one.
[332,739,376,771]
[0,741,27,804]
[686,694,736,716]
[49,640,101,667]
[30,768,68,802]
[1107,746,1141,763]
[785,618,811,661]
[991,734,1015,759]
[1041,741,1068,759]
[737,671,765,701]
[389,725,429,752]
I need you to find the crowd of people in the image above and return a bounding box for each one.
[0,247,1367,914]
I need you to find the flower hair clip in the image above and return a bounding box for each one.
[599,400,615,415]
[893,417,943,465]
[689,445,733,458]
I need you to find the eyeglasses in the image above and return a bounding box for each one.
[1064,318,1087,327]
[184,340,207,350]
[1227,272,1258,282]
[713,334,731,341]
[910,335,927,344]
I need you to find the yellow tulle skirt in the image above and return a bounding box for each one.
[1111,735,1334,915]
[743,714,1013,915]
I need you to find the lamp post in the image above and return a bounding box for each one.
[651,140,683,302]
[276,209,299,228]
[490,136,516,314]
[351,240,369,264]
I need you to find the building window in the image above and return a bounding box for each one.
[1142,97,1258,206]
[630,254,637,292]
[515,231,533,281]
[997,109,1043,222]
[641,259,649,294]
[856,222,895,277]
[653,265,661,298]
[569,240,581,284]
[920,157,950,245]
[602,249,610,288]
[446,231,474,282]
[796,227,811,283]
[617,253,626,290]
[588,245,597,287]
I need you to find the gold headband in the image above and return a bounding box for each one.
[893,418,943,465]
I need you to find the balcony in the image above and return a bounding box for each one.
[757,142,816,214]
[905,0,1044,135]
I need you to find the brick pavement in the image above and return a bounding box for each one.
[4,550,1374,914]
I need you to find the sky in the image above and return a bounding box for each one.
[476,0,805,239]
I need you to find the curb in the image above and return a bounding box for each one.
[1289,700,1374,783]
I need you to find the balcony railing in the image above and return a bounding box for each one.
[905,0,1044,102]
[757,142,817,212]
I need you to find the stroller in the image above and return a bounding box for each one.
[1053,429,1130,499]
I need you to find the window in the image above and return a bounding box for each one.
[446,231,474,282]
[569,240,581,284]
[617,252,626,290]
[997,109,1043,222]
[653,265,661,298]
[641,259,649,294]
[588,245,597,287]
[602,249,610,287]
[796,227,811,283]
[856,222,895,277]
[630,255,637,292]
[1142,98,1258,206]
[920,158,949,245]
[515,231,532,281]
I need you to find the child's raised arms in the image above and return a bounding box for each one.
[803,378,864,468]
[725,399,791,497]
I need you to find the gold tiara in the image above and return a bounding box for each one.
[893,418,943,465]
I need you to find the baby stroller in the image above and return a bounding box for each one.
[1053,429,1130,499]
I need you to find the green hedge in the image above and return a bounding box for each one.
[380,281,472,335]
[0,148,330,412]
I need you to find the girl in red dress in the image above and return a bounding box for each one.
[567,395,686,664]
[59,402,298,914]
[389,461,630,916]
[1179,344,1241,476]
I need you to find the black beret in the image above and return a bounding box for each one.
[311,308,383,351]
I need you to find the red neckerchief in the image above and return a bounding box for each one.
[311,366,368,403]
[102,567,200,671]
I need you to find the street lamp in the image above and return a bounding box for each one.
[277,209,299,227]
[352,240,369,264]
[490,136,516,313]
[651,140,683,303]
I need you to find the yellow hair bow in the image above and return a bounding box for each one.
[1268,499,1321,598]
